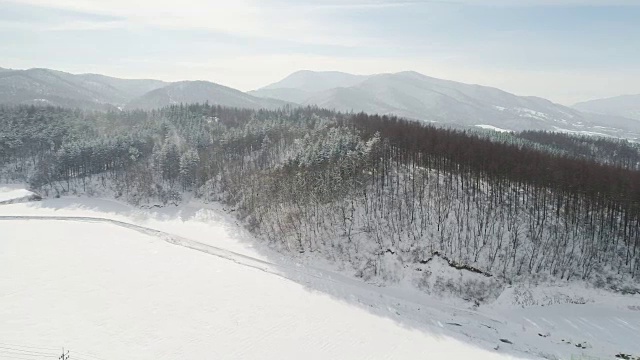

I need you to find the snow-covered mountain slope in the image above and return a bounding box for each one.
[259,70,369,92]
[574,94,640,121]
[254,70,640,139]
[0,68,166,110]
[76,73,167,99]
[126,80,290,110]
[1,188,639,360]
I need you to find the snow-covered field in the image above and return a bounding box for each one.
[1,187,639,360]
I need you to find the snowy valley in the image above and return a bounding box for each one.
[1,185,639,360]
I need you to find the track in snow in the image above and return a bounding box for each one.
[0,214,491,319]
[2,210,637,359]
[0,215,329,285]
[0,215,520,352]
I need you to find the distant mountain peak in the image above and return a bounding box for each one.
[393,70,426,77]
[251,70,640,139]
[289,69,356,76]
[260,70,368,92]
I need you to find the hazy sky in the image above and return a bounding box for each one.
[1,0,639,104]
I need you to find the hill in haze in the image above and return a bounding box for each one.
[574,94,640,121]
[125,80,290,111]
[252,70,640,139]
[0,67,167,110]
[260,70,368,92]
[0,67,290,112]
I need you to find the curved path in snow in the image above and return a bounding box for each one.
[0,215,326,284]
[2,210,638,360]
[0,215,513,340]
[0,214,492,318]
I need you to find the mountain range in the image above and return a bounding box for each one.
[1,66,638,139]
[0,67,286,111]
[251,70,640,139]
[0,67,166,110]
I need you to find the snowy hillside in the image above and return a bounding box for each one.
[2,104,638,292]
[1,187,639,360]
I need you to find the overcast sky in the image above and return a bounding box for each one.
[1,0,639,104]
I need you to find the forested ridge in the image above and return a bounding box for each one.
[2,104,639,299]
[497,130,640,170]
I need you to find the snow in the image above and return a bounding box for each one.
[515,108,550,121]
[0,219,521,360]
[487,284,640,359]
[476,124,512,133]
[413,254,502,303]
[0,196,265,260]
[0,184,36,203]
[1,186,639,360]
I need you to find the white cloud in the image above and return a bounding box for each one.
[4,0,639,104]
[47,20,128,31]
[378,0,640,5]
[10,0,378,46]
